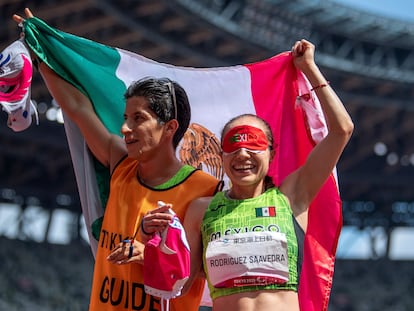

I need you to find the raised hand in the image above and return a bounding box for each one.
[13,7,34,25]
[291,39,316,74]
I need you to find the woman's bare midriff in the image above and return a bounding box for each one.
[212,289,299,311]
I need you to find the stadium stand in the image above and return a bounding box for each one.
[0,237,93,311]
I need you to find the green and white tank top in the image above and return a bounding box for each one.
[201,187,299,300]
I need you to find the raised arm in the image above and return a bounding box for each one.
[13,8,126,170]
[280,39,354,221]
[37,64,126,168]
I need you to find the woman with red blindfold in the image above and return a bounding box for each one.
[183,39,354,311]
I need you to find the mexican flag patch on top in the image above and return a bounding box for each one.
[255,206,276,217]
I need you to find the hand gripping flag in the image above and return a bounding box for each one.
[21,16,342,311]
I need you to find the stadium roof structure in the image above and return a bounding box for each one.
[1,0,414,229]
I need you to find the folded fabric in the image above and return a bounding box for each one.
[144,203,190,311]
[0,39,38,132]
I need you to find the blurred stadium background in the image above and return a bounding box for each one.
[1,0,414,310]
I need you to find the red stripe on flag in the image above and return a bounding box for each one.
[244,52,296,183]
[244,53,341,311]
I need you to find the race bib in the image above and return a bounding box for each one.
[206,231,289,288]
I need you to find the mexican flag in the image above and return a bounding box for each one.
[255,206,277,217]
[22,17,341,311]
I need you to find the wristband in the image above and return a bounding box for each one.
[310,81,330,92]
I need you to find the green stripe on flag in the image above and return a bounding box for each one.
[24,17,126,135]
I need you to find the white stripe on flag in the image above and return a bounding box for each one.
[116,49,257,138]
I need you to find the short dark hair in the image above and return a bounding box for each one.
[124,77,191,148]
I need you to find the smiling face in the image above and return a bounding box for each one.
[121,96,168,161]
[221,115,274,195]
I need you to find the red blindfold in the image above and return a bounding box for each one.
[222,125,269,154]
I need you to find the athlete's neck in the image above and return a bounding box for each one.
[137,158,183,187]
[226,183,265,200]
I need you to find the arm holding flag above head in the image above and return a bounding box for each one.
[35,58,127,170]
[13,8,138,257]
[13,9,125,170]
[289,40,354,311]
[280,39,354,230]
